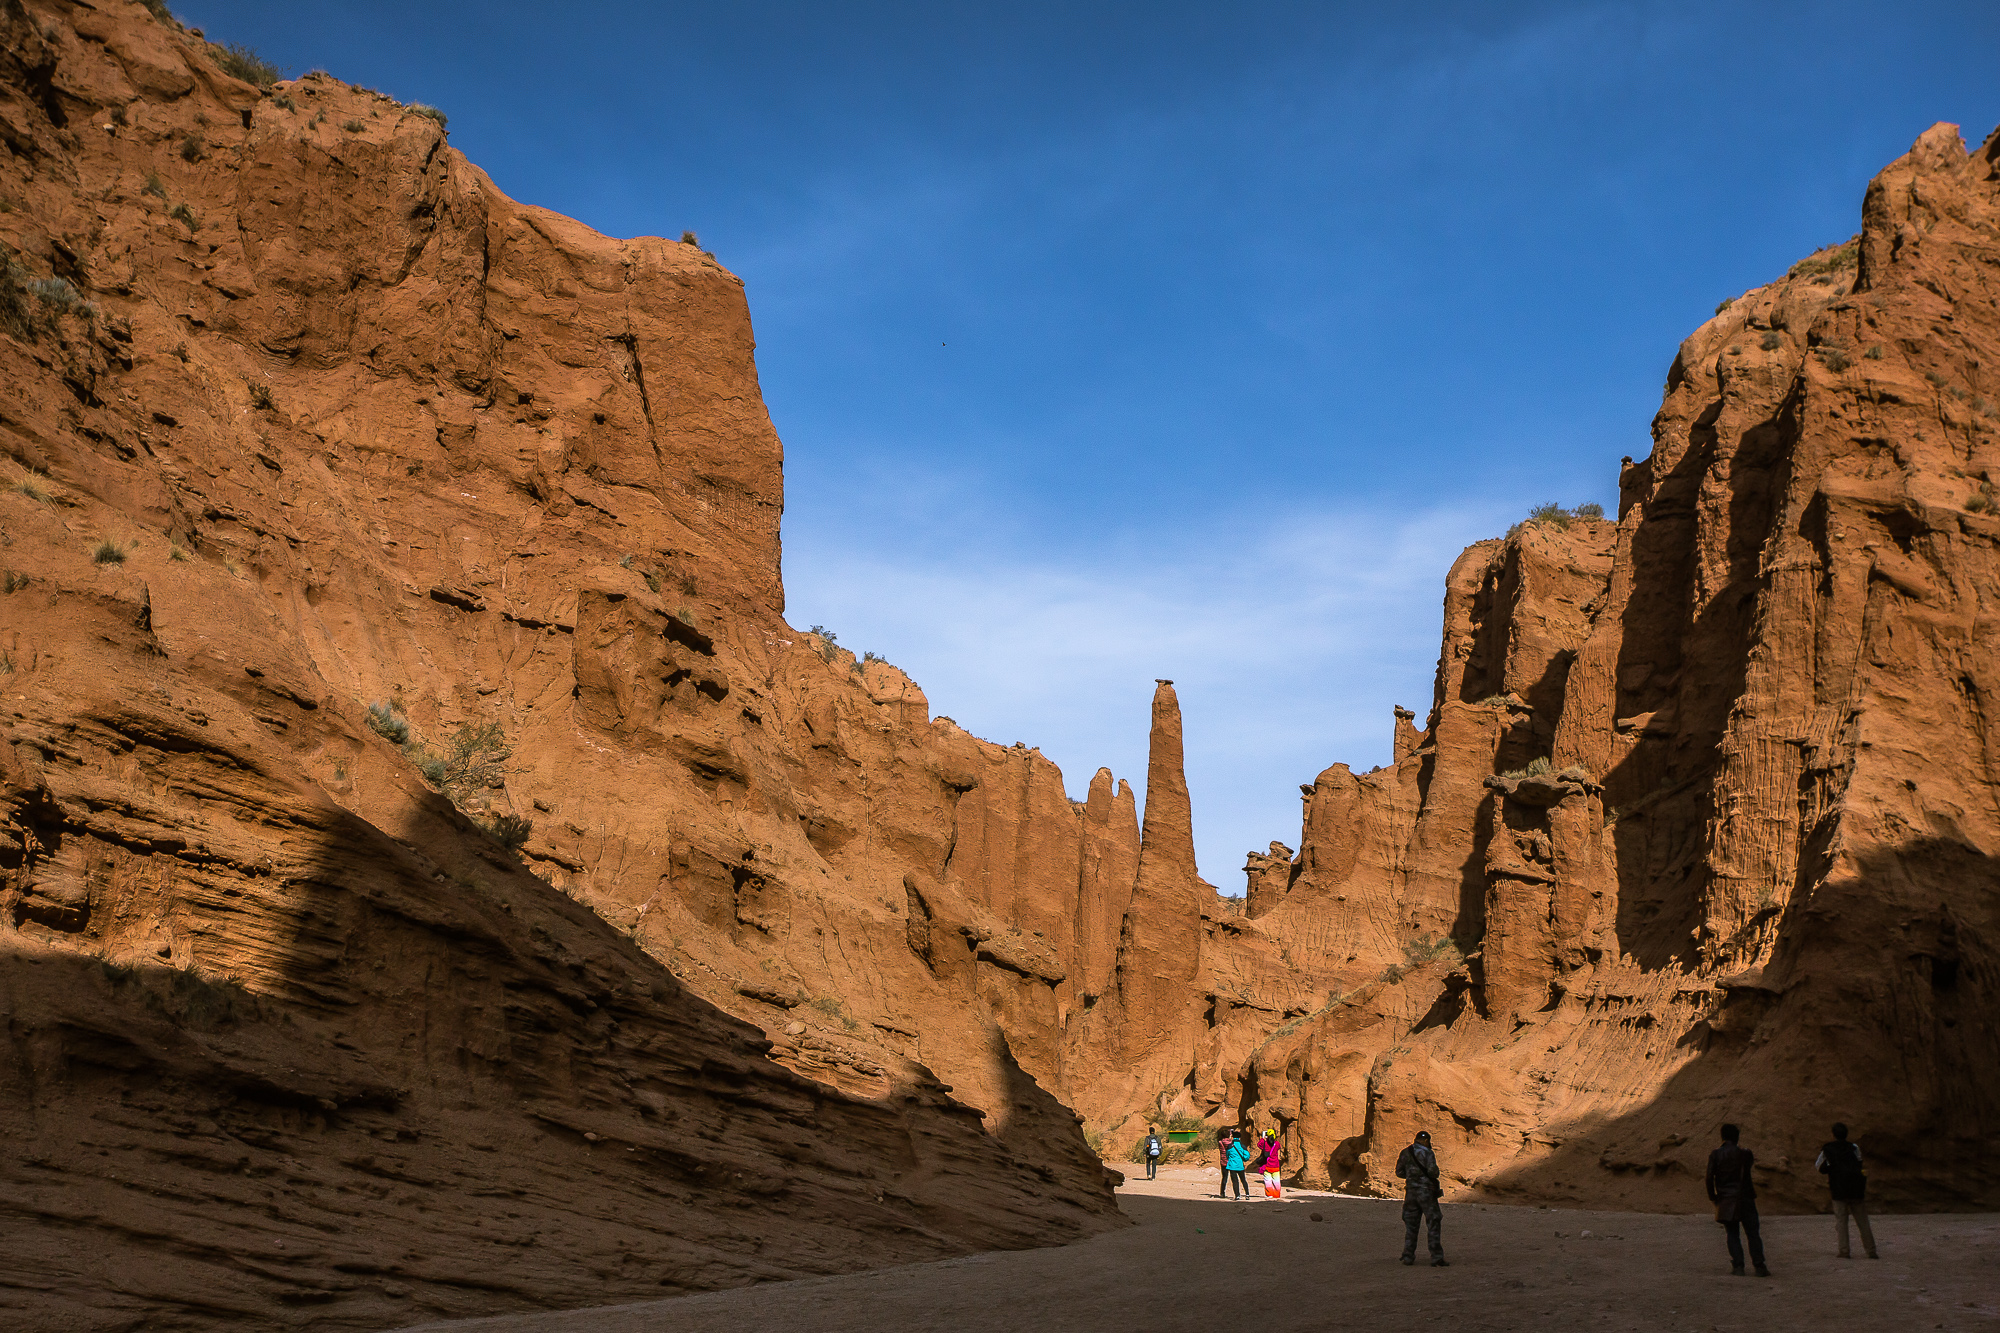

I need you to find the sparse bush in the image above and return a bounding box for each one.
[484,813,532,849]
[169,202,198,232]
[212,42,278,88]
[680,230,700,246]
[142,0,177,24]
[169,544,188,561]
[1787,236,1859,280]
[1476,693,1510,707]
[1818,346,1852,372]
[643,571,661,593]
[13,478,48,502]
[91,539,125,565]
[364,699,410,744]
[1496,755,1553,780]
[862,650,887,666]
[273,92,296,111]
[142,172,167,200]
[2,570,28,592]
[342,119,364,133]
[808,995,860,1031]
[1528,502,1572,529]
[407,103,447,128]
[179,133,206,162]
[404,722,510,802]
[1401,932,1463,969]
[1760,332,1782,351]
[1863,344,1884,361]
[1557,764,1592,783]
[1511,501,1604,538]
[28,276,92,322]
[248,382,273,410]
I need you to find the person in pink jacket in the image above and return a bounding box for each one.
[1258,1132,1284,1198]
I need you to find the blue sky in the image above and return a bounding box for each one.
[182,0,1997,886]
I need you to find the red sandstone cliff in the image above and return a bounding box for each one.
[0,3,1142,1327]
[1233,121,2000,1214]
[6,7,1997,1327]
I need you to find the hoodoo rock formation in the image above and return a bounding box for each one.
[4,0,1997,1325]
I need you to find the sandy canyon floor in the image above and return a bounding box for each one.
[391,1165,1999,1333]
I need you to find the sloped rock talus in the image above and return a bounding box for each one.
[1234,122,2000,1214]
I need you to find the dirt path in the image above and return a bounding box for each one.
[390,1166,1999,1332]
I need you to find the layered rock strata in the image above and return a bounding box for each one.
[0,3,1141,1326]
[1233,121,2000,1213]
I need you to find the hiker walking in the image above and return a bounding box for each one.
[1395,1130,1447,1266]
[1705,1123,1770,1277]
[1223,1127,1257,1200]
[1259,1131,1284,1199]
[1143,1126,1162,1181]
[1816,1123,1877,1259]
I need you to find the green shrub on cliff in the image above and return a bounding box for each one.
[1505,501,1603,539]
[212,41,279,88]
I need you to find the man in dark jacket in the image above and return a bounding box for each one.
[1815,1122,1877,1259]
[1705,1123,1769,1276]
[1395,1130,1447,1267]
[1143,1126,1162,1181]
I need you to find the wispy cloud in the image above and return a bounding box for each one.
[784,491,1510,887]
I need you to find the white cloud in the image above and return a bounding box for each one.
[783,494,1510,887]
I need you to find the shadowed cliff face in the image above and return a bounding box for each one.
[4,12,1996,1331]
[1234,121,2000,1214]
[0,3,1146,1327]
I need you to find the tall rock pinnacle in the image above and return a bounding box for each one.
[1116,680,1208,1069]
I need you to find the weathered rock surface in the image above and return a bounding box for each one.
[0,3,1132,1327]
[6,6,1997,1328]
[1233,121,2000,1214]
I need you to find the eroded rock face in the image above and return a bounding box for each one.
[0,4,1132,1326]
[1234,122,2000,1213]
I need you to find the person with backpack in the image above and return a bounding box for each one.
[1815,1122,1877,1259]
[1259,1131,1284,1198]
[1395,1130,1447,1265]
[1222,1126,1256,1200]
[1142,1126,1162,1181]
[1705,1123,1770,1277]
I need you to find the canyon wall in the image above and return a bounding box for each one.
[1233,121,2000,1214]
[0,2,1175,1327]
[4,7,1995,1330]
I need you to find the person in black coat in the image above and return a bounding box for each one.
[1395,1130,1447,1267]
[1815,1122,1878,1259]
[1705,1123,1769,1277]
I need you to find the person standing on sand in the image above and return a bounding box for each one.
[1216,1127,1236,1198]
[1816,1123,1877,1260]
[1223,1129,1257,1200]
[1143,1127,1162,1181]
[1259,1131,1284,1199]
[1706,1123,1770,1277]
[1395,1130,1447,1266]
